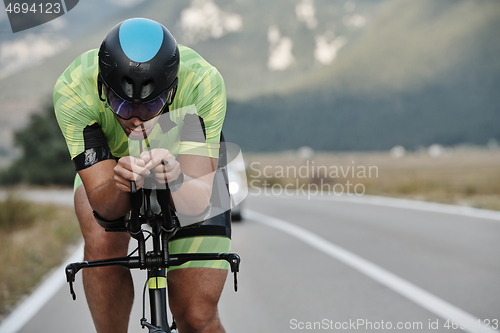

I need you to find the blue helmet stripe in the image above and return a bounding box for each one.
[119,18,164,63]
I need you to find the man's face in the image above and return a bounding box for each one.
[103,85,169,139]
[114,112,160,140]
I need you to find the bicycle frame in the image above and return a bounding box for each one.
[65,180,240,333]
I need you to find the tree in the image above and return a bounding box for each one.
[0,102,74,186]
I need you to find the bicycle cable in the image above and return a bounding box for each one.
[127,229,153,257]
[141,278,148,328]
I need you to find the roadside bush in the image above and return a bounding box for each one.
[0,195,36,231]
[0,102,74,186]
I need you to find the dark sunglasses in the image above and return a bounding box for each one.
[99,78,177,121]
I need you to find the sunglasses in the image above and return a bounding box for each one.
[100,78,177,121]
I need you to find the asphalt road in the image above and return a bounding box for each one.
[3,191,500,332]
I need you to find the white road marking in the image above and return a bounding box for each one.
[252,191,500,221]
[0,243,84,333]
[317,194,500,221]
[247,209,499,333]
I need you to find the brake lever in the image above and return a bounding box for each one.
[65,263,80,300]
[228,254,241,292]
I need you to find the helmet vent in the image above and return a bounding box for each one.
[141,80,155,99]
[122,77,134,98]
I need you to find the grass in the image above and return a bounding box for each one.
[0,195,37,231]
[0,194,80,320]
[245,147,500,211]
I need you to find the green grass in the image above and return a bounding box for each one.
[0,195,80,320]
[245,148,500,211]
[0,195,37,231]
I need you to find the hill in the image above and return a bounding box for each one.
[222,0,500,151]
[0,0,499,159]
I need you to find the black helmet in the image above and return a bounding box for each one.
[98,18,179,106]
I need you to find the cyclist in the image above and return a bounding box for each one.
[54,18,230,333]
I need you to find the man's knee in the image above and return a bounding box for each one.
[74,185,130,260]
[173,303,221,333]
[83,231,130,260]
[168,268,226,332]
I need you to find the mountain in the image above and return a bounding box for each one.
[0,0,499,159]
[222,0,500,151]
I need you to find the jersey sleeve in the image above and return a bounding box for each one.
[177,66,227,159]
[54,77,97,159]
[53,50,113,170]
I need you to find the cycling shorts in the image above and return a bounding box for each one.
[74,174,231,271]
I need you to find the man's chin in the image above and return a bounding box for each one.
[123,128,145,140]
[118,117,158,140]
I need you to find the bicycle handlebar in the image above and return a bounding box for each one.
[65,252,240,300]
[65,178,241,300]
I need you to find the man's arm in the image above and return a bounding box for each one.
[78,159,132,221]
[79,148,216,221]
[172,154,218,216]
[141,149,217,217]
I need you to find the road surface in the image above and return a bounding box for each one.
[1,190,499,332]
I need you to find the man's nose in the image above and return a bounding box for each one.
[131,117,145,126]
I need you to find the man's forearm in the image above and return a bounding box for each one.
[171,174,213,216]
[88,179,131,220]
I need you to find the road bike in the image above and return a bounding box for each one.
[64,177,241,332]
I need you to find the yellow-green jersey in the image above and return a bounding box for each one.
[53,45,226,171]
[54,40,232,269]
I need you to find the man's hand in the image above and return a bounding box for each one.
[113,156,151,191]
[113,149,182,191]
[112,149,216,217]
[141,149,182,184]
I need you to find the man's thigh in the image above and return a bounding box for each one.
[166,235,231,312]
[168,235,231,270]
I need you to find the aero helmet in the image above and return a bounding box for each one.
[98,18,179,120]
